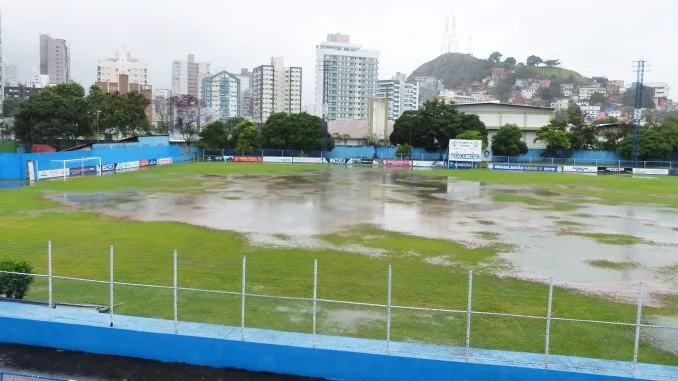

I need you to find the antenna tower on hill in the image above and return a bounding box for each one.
[441,16,459,55]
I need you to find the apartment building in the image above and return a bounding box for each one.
[234,68,253,118]
[97,48,148,85]
[95,74,153,122]
[314,33,379,120]
[202,71,240,121]
[2,62,17,87]
[39,34,70,84]
[252,57,302,123]
[172,54,210,100]
[376,73,419,120]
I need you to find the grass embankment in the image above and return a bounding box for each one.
[0,163,676,365]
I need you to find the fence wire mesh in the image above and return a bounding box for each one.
[0,245,677,378]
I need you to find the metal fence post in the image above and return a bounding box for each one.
[544,278,554,368]
[386,265,392,354]
[47,241,53,311]
[109,245,114,327]
[241,256,246,340]
[465,270,473,359]
[632,282,644,375]
[173,249,178,334]
[551,158,554,165]
[312,259,318,348]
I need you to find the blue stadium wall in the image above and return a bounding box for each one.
[0,315,647,381]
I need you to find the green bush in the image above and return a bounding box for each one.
[0,259,34,299]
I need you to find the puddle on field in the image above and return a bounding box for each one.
[48,170,678,297]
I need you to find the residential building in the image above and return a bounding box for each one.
[578,86,605,101]
[414,76,443,105]
[252,57,302,123]
[3,62,17,87]
[98,48,148,86]
[39,34,70,84]
[171,54,210,100]
[579,105,601,121]
[454,103,554,150]
[437,89,472,104]
[550,98,569,111]
[328,119,395,146]
[645,82,670,108]
[315,33,379,120]
[376,73,419,120]
[202,71,240,121]
[29,67,49,88]
[95,74,153,122]
[4,85,42,100]
[608,80,624,95]
[233,68,253,118]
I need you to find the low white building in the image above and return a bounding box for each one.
[454,103,554,150]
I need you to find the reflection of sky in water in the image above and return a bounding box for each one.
[54,171,678,289]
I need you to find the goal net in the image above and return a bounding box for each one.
[49,157,102,181]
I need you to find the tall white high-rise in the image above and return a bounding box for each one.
[377,73,419,120]
[40,34,70,84]
[172,54,210,100]
[202,71,240,121]
[315,33,379,120]
[234,68,252,118]
[3,62,18,87]
[251,57,302,123]
[97,48,148,85]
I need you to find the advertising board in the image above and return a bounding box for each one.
[38,168,70,180]
[157,158,173,165]
[597,166,632,174]
[292,157,325,164]
[562,166,598,173]
[234,156,263,163]
[448,139,482,162]
[148,159,158,166]
[382,159,412,167]
[100,163,116,172]
[449,161,475,169]
[632,168,669,175]
[69,166,98,176]
[204,155,224,162]
[490,164,560,172]
[352,158,374,165]
[139,160,149,167]
[115,161,140,171]
[328,158,348,164]
[670,169,678,176]
[263,156,293,163]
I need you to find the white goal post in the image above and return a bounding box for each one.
[50,157,103,181]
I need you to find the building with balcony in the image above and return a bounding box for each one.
[97,48,148,86]
[202,71,240,121]
[252,57,302,123]
[376,73,419,120]
[171,54,210,100]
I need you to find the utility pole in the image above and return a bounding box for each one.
[322,59,334,152]
[631,60,646,163]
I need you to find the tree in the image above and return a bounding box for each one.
[153,96,172,134]
[2,98,25,117]
[198,118,245,149]
[172,95,201,143]
[535,125,571,157]
[589,92,609,109]
[262,112,334,151]
[503,57,517,66]
[526,55,543,67]
[390,99,486,152]
[0,259,34,299]
[617,127,673,161]
[13,83,92,150]
[232,120,261,152]
[543,59,561,68]
[455,129,488,149]
[623,84,656,109]
[395,143,412,159]
[491,124,528,156]
[488,51,503,64]
[565,107,598,150]
[539,80,562,102]
[657,119,678,153]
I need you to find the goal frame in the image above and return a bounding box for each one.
[49,157,103,181]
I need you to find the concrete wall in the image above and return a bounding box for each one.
[0,315,646,381]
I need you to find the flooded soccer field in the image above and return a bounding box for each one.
[3,163,678,365]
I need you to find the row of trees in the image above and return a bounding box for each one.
[487,52,560,68]
[10,83,151,150]
[199,112,334,152]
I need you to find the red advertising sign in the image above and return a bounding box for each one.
[383,159,412,167]
[139,160,149,167]
[234,156,263,163]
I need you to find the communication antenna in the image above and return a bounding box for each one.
[450,16,459,53]
[467,35,473,56]
[631,60,650,163]
[441,17,449,55]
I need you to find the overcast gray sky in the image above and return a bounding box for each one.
[2,0,676,105]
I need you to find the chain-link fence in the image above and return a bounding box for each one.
[490,156,677,168]
[1,244,677,379]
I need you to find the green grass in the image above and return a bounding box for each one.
[560,232,645,246]
[0,163,677,365]
[555,220,586,227]
[586,260,641,270]
[528,66,585,82]
[491,192,581,211]
[476,220,496,226]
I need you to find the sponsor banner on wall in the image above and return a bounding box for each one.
[292,157,325,164]
[382,159,413,167]
[100,164,116,172]
[632,168,669,175]
[234,156,263,163]
[448,139,482,162]
[351,158,374,165]
[70,166,98,176]
[449,161,475,169]
[148,159,158,166]
[562,166,598,173]
[597,166,633,174]
[157,158,173,165]
[204,155,224,162]
[223,156,234,162]
[115,161,140,171]
[412,161,445,168]
[489,163,561,172]
[38,168,70,180]
[328,158,348,164]
[669,169,678,176]
[139,160,149,167]
[263,156,293,163]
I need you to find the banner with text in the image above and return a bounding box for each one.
[448,139,482,162]
[670,169,678,176]
[157,157,174,165]
[115,161,140,171]
[562,166,598,173]
[412,161,445,168]
[263,156,293,163]
[328,158,348,165]
[38,168,70,180]
[292,157,325,164]
[382,159,413,167]
[449,161,476,169]
[597,166,632,174]
[69,166,98,176]
[632,168,669,175]
[234,156,263,163]
[489,163,561,172]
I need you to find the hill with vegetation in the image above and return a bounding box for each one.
[408,52,587,88]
